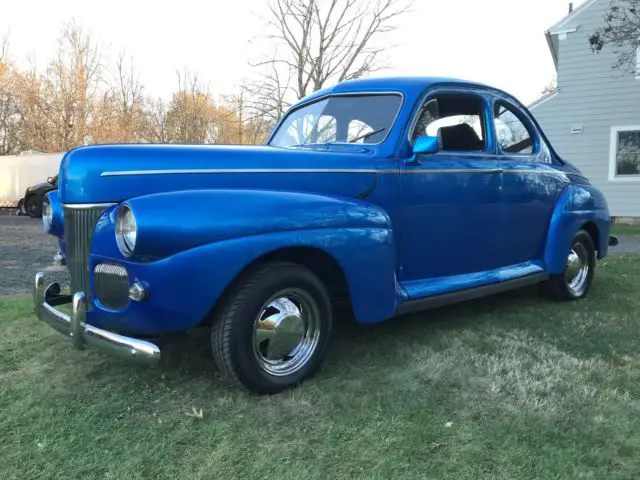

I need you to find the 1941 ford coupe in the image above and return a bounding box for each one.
[35,77,613,394]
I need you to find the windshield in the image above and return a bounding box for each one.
[269,94,402,147]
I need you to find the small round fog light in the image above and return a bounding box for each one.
[129,282,147,302]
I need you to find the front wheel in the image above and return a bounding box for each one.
[540,229,596,301]
[211,262,332,394]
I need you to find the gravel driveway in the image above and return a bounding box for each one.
[1,210,639,297]
[613,234,640,254]
[0,212,68,298]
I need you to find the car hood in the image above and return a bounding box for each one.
[58,144,382,204]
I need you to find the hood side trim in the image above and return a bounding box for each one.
[101,169,384,177]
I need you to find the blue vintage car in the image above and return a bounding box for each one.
[35,77,613,393]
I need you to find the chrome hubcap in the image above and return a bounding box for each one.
[565,243,589,296]
[252,289,320,376]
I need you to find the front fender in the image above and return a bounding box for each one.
[118,189,392,260]
[88,227,398,334]
[44,190,64,239]
[544,184,610,274]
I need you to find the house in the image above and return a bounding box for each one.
[530,0,640,219]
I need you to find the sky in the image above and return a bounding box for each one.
[0,0,584,106]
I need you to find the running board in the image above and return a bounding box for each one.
[396,272,550,316]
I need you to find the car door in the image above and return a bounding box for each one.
[399,90,504,288]
[492,98,570,266]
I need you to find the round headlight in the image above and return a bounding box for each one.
[115,205,137,257]
[42,197,53,232]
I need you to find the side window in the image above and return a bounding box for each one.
[412,95,486,152]
[494,102,534,154]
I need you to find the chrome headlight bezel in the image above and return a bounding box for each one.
[115,205,137,257]
[42,196,53,232]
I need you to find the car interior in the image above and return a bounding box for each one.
[413,95,486,152]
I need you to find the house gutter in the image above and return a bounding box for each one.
[545,30,558,70]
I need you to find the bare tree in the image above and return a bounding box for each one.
[37,20,102,150]
[541,76,557,95]
[261,0,410,100]
[589,0,640,73]
[110,52,145,141]
[0,32,9,65]
[220,90,273,144]
[242,59,292,131]
[166,69,217,144]
[0,34,22,154]
[143,97,169,143]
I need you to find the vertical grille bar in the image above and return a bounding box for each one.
[63,205,111,297]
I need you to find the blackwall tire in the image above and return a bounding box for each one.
[540,229,596,301]
[211,262,332,394]
[25,196,42,218]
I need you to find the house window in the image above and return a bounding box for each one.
[610,126,640,179]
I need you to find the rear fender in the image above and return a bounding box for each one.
[544,184,610,274]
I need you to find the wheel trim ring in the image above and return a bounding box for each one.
[252,288,321,377]
[565,243,589,296]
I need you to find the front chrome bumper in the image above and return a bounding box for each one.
[34,272,161,364]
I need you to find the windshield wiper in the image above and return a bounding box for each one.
[349,128,386,143]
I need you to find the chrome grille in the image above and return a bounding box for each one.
[63,205,111,298]
[94,263,129,310]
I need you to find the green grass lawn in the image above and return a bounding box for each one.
[2,256,640,479]
[611,224,640,236]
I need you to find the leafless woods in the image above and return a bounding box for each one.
[0,1,410,154]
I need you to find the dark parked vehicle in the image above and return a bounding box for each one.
[21,175,58,218]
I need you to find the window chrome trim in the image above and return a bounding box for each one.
[492,99,541,157]
[267,91,405,147]
[407,87,491,151]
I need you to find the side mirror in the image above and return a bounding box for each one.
[406,135,439,165]
[413,135,439,155]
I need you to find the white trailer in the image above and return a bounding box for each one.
[0,152,63,207]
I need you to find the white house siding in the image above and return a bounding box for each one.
[531,0,640,217]
[0,153,63,206]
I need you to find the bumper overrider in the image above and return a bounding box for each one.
[33,272,161,363]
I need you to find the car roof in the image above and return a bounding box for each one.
[297,76,509,104]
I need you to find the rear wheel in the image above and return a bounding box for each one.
[25,195,42,218]
[211,262,332,394]
[540,229,596,301]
